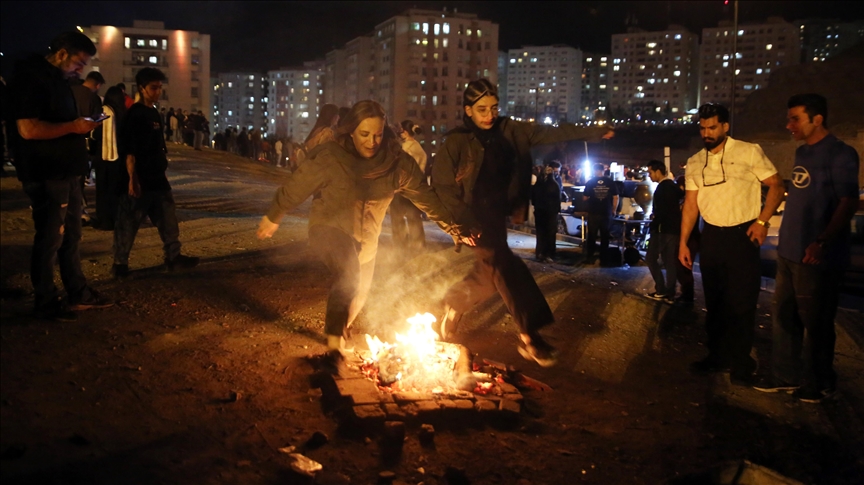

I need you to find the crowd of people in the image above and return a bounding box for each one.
[4,31,860,403]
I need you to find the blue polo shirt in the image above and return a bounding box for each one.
[778,134,859,268]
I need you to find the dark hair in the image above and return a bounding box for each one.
[49,31,96,57]
[547,161,561,169]
[647,159,667,176]
[85,71,105,84]
[338,106,350,121]
[400,120,423,136]
[304,104,340,144]
[335,100,402,175]
[462,78,498,107]
[103,85,127,125]
[698,103,730,124]
[135,68,166,91]
[787,93,828,126]
[593,163,605,172]
[116,83,126,92]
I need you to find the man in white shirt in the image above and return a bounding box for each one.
[679,103,785,384]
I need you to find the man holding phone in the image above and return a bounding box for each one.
[7,31,114,321]
[678,103,784,384]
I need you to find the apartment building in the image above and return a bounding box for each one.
[83,20,210,119]
[267,61,324,140]
[798,18,864,62]
[212,72,268,133]
[580,53,611,121]
[505,45,582,124]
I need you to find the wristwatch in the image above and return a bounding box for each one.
[755,219,770,228]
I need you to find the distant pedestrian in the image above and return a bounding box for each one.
[165,108,175,142]
[753,94,859,402]
[680,103,784,384]
[582,163,619,262]
[531,161,563,263]
[390,119,428,250]
[274,139,283,167]
[237,128,249,157]
[644,160,681,303]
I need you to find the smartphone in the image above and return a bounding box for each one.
[85,114,110,122]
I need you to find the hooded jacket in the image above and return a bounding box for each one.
[266,141,468,264]
[432,117,607,228]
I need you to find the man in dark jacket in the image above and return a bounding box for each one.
[583,163,619,262]
[531,161,563,262]
[644,160,681,303]
[6,31,114,321]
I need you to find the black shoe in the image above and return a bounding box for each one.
[69,288,114,311]
[439,305,462,341]
[34,297,77,322]
[689,357,730,375]
[112,264,129,278]
[518,334,558,367]
[752,376,799,393]
[166,254,199,271]
[793,387,837,403]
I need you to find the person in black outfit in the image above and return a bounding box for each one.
[6,31,114,321]
[532,161,563,262]
[644,160,681,303]
[582,163,619,262]
[675,170,699,302]
[112,68,198,277]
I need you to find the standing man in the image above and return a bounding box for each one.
[679,103,785,383]
[531,161,563,263]
[583,163,619,263]
[112,67,199,277]
[645,159,681,303]
[71,71,105,120]
[753,94,859,402]
[7,31,114,321]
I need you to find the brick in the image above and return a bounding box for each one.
[475,399,497,413]
[453,399,474,410]
[499,398,521,415]
[437,399,457,410]
[393,391,427,402]
[384,403,407,420]
[497,382,519,394]
[503,393,524,403]
[353,404,386,421]
[414,400,440,415]
[336,378,382,405]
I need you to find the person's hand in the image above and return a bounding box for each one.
[71,117,101,135]
[802,241,823,265]
[128,178,141,198]
[459,227,482,247]
[257,215,279,239]
[602,129,615,140]
[678,244,692,270]
[746,222,768,247]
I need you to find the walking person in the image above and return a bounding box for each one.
[644,160,681,303]
[390,119,428,250]
[752,94,859,402]
[583,163,619,263]
[6,31,114,321]
[112,68,199,277]
[257,100,475,357]
[92,86,127,231]
[431,79,612,366]
[531,161,563,263]
[679,103,785,383]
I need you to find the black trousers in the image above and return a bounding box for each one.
[309,225,376,338]
[676,228,700,300]
[390,195,426,250]
[700,221,761,373]
[113,191,182,265]
[23,177,88,306]
[94,158,121,229]
[585,214,611,258]
[534,210,558,258]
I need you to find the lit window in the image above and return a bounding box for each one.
[766,44,773,50]
[412,22,420,31]
[301,112,309,118]
[510,58,516,64]
[434,24,440,35]
[303,81,309,86]
[423,23,429,34]
[756,68,763,74]
[599,84,606,89]
[162,39,167,50]
[124,37,130,49]
[137,39,145,47]
[149,56,158,64]
[673,70,681,76]
[586,57,593,62]
[738,29,744,36]
[228,110,233,116]
[674,34,682,40]
[149,39,158,47]
[443,23,450,34]
[248,104,254,109]
[477,29,482,37]
[227,82,233,88]
[250,97,255,102]
[443,38,448,48]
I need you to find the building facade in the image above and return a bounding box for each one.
[609,26,699,119]
[700,17,800,108]
[505,45,582,124]
[580,53,610,121]
[497,51,509,115]
[212,72,268,134]
[83,20,211,120]
[797,19,864,62]
[267,61,324,140]
[324,8,499,155]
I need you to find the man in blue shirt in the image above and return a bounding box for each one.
[753,94,860,403]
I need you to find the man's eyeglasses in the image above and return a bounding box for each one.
[702,145,727,187]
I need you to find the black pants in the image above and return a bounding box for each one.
[23,177,88,306]
[646,232,678,296]
[585,214,610,258]
[309,225,376,338]
[772,256,843,391]
[534,210,558,258]
[94,158,121,229]
[444,214,554,336]
[700,221,761,373]
[113,191,182,265]
[676,228,700,300]
[390,195,426,250]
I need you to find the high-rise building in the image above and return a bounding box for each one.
[267,61,325,140]
[82,20,210,119]
[798,19,864,62]
[609,26,699,119]
[580,53,611,121]
[212,72,268,133]
[700,17,800,108]
[505,45,582,124]
[497,51,509,115]
[324,8,499,155]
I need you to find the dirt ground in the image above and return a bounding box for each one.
[1,145,863,485]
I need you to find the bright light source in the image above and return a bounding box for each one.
[544,117,553,125]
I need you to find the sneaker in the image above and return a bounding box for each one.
[662,295,675,304]
[689,357,730,375]
[752,376,799,393]
[645,292,667,301]
[518,334,558,367]
[439,305,462,341]
[793,387,837,403]
[69,288,114,311]
[34,297,77,322]
[166,254,199,271]
[112,264,129,279]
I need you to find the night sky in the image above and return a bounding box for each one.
[2,1,862,78]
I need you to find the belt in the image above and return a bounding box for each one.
[704,219,755,231]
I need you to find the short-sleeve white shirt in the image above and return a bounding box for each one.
[685,137,777,227]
